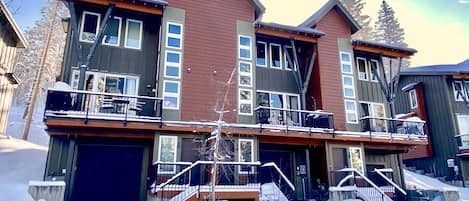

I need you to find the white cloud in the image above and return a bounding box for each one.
[458,0,469,4]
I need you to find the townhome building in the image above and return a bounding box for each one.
[42,0,427,200]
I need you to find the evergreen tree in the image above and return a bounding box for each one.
[339,0,373,40]
[374,0,407,46]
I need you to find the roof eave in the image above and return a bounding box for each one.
[0,1,28,48]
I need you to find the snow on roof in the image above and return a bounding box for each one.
[256,22,325,36]
[401,59,469,76]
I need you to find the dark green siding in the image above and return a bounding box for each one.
[365,150,403,186]
[357,81,387,103]
[44,136,70,180]
[255,67,299,94]
[396,75,459,177]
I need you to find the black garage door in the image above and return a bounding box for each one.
[71,144,145,201]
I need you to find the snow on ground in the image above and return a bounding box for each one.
[405,169,469,201]
[0,137,48,201]
[6,105,49,146]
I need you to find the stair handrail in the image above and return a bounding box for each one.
[336,168,392,201]
[374,168,407,195]
[261,162,295,191]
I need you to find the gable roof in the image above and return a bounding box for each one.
[256,22,325,37]
[400,59,469,76]
[0,0,27,48]
[298,0,360,34]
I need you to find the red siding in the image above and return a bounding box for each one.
[315,8,352,130]
[167,0,254,122]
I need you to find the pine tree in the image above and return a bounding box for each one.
[339,0,373,40]
[374,0,407,46]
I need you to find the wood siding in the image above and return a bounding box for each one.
[315,9,352,130]
[166,0,254,123]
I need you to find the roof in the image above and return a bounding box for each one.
[400,59,469,76]
[0,0,27,48]
[256,22,325,37]
[352,39,417,54]
[298,0,360,34]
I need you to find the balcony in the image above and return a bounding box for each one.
[44,89,163,125]
[456,133,469,151]
[254,106,334,131]
[358,116,427,140]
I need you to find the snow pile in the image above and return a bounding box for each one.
[0,137,48,201]
[405,169,469,201]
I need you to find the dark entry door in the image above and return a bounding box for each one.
[72,144,144,201]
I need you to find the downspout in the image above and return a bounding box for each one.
[154,5,165,100]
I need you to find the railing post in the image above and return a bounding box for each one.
[159,99,163,128]
[84,93,90,124]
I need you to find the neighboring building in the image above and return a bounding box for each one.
[0,0,27,134]
[397,59,469,186]
[42,0,427,200]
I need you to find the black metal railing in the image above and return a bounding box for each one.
[260,162,296,201]
[359,116,426,139]
[44,89,163,125]
[254,106,334,130]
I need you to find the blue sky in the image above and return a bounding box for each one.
[6,0,47,31]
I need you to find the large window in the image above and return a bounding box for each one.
[238,35,252,60]
[284,46,296,71]
[345,100,358,124]
[357,57,368,81]
[238,89,253,115]
[125,19,142,49]
[238,139,254,173]
[80,11,100,43]
[162,80,180,110]
[256,91,300,125]
[342,75,355,98]
[256,41,267,67]
[457,115,469,148]
[370,60,380,82]
[158,136,178,174]
[102,16,122,46]
[409,89,418,109]
[360,102,386,132]
[349,147,364,173]
[71,70,139,95]
[453,81,465,101]
[164,51,182,79]
[340,52,353,74]
[269,43,282,69]
[166,22,183,49]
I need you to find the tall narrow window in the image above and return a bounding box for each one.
[164,51,181,78]
[345,100,358,124]
[349,147,364,173]
[158,136,178,174]
[256,41,267,67]
[409,89,418,109]
[238,89,252,115]
[370,60,379,82]
[270,43,282,69]
[80,11,100,43]
[125,19,142,49]
[163,80,180,110]
[342,75,355,98]
[166,22,183,49]
[238,139,254,173]
[453,81,464,101]
[239,61,252,87]
[340,52,352,74]
[102,16,122,46]
[357,58,368,80]
[239,35,252,60]
[284,46,296,71]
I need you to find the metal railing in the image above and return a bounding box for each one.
[44,89,163,125]
[260,162,296,201]
[360,116,426,139]
[455,133,469,149]
[254,106,334,130]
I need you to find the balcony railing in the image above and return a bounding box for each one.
[455,133,469,150]
[359,116,426,140]
[44,89,163,125]
[254,106,334,130]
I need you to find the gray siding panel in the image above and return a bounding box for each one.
[358,81,387,103]
[256,67,299,94]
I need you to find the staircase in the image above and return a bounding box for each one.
[260,182,289,201]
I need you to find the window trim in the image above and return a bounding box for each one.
[164,50,182,79]
[409,89,418,109]
[269,43,283,69]
[453,81,465,101]
[238,61,252,88]
[345,99,358,124]
[158,135,178,174]
[256,41,267,67]
[238,88,253,116]
[124,18,143,50]
[166,21,183,50]
[340,51,353,74]
[79,11,101,43]
[238,139,254,174]
[162,80,180,110]
[342,75,356,99]
[356,57,369,81]
[101,16,122,47]
[456,115,469,148]
[370,59,380,82]
[238,35,252,60]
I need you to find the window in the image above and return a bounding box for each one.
[409,89,418,109]
[80,11,100,43]
[238,89,252,115]
[360,102,386,132]
[71,70,139,95]
[125,19,142,49]
[357,58,368,81]
[256,91,300,125]
[453,81,465,101]
[239,35,252,60]
[340,52,353,74]
[342,75,355,98]
[457,115,469,148]
[284,46,296,71]
[238,139,254,173]
[239,61,252,87]
[349,147,364,173]
[270,43,282,69]
[256,41,267,67]
[158,136,178,174]
[370,60,380,82]
[166,22,183,49]
[102,16,122,46]
[345,100,358,124]
[163,80,180,110]
[164,51,181,78]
